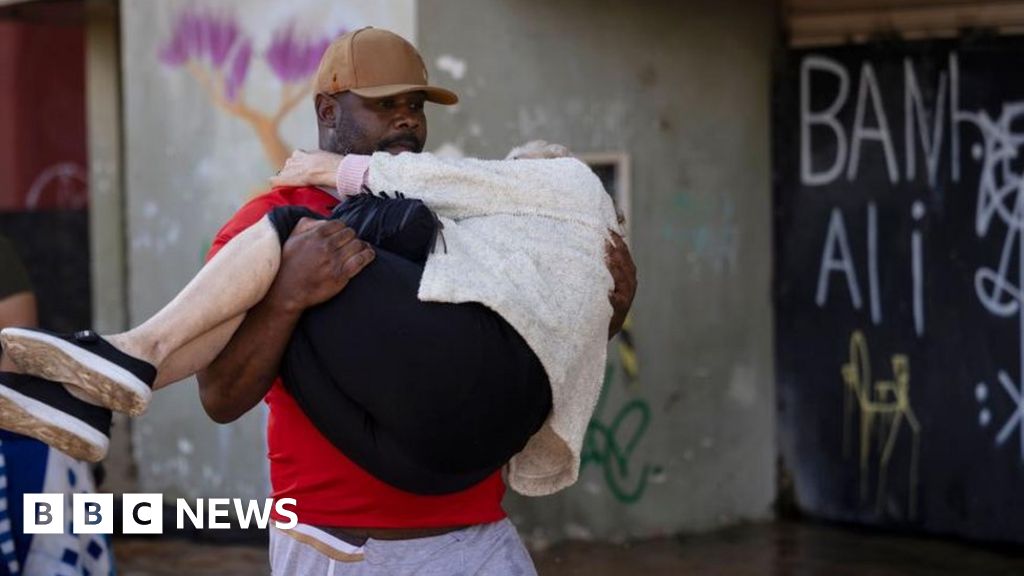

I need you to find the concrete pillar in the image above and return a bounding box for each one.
[86,0,134,492]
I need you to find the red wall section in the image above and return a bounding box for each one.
[0,20,87,212]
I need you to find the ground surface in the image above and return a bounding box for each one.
[112,521,1024,575]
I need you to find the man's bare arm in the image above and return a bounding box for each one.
[198,218,374,423]
[197,293,301,424]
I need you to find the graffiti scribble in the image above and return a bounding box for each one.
[25,163,88,211]
[964,103,1024,460]
[266,25,331,85]
[582,320,654,504]
[841,331,920,518]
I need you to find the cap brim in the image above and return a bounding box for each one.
[350,84,459,105]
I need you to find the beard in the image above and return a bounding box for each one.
[327,114,372,155]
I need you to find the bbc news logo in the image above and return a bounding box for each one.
[23,494,298,534]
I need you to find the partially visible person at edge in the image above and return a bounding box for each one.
[0,235,115,576]
[197,28,637,574]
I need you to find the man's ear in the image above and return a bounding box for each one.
[315,94,337,128]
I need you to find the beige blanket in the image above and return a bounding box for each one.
[367,152,620,496]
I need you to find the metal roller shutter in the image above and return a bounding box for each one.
[787,0,1024,46]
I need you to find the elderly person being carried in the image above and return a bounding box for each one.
[0,138,625,497]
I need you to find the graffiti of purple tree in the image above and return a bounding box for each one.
[160,9,338,169]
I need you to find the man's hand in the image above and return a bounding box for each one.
[197,217,373,424]
[606,231,636,338]
[270,150,343,189]
[266,218,375,313]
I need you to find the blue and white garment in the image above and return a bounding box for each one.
[0,432,114,576]
[0,439,19,576]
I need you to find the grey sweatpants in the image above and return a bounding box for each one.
[269,519,538,575]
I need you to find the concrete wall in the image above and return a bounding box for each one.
[418,0,778,541]
[86,0,134,493]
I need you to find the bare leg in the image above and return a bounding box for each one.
[153,314,245,389]
[106,216,281,368]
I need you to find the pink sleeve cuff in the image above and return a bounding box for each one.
[335,154,371,197]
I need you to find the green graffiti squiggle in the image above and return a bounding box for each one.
[582,364,653,504]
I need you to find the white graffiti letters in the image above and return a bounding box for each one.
[904,59,948,190]
[804,50,1024,460]
[816,207,863,310]
[800,54,964,188]
[801,56,850,186]
[816,202,927,332]
[848,63,900,184]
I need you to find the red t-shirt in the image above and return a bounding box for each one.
[208,186,506,528]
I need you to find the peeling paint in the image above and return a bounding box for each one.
[727,365,758,407]
[166,223,182,245]
[434,142,465,158]
[564,523,594,540]
[435,54,467,80]
[514,101,630,149]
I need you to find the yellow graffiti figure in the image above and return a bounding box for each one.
[841,331,921,518]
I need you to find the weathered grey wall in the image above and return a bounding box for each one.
[86,0,135,494]
[419,0,778,541]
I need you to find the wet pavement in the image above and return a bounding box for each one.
[112,521,1024,575]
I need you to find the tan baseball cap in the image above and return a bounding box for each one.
[315,27,458,105]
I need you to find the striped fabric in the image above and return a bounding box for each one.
[0,435,114,576]
[21,449,114,576]
[0,440,21,576]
